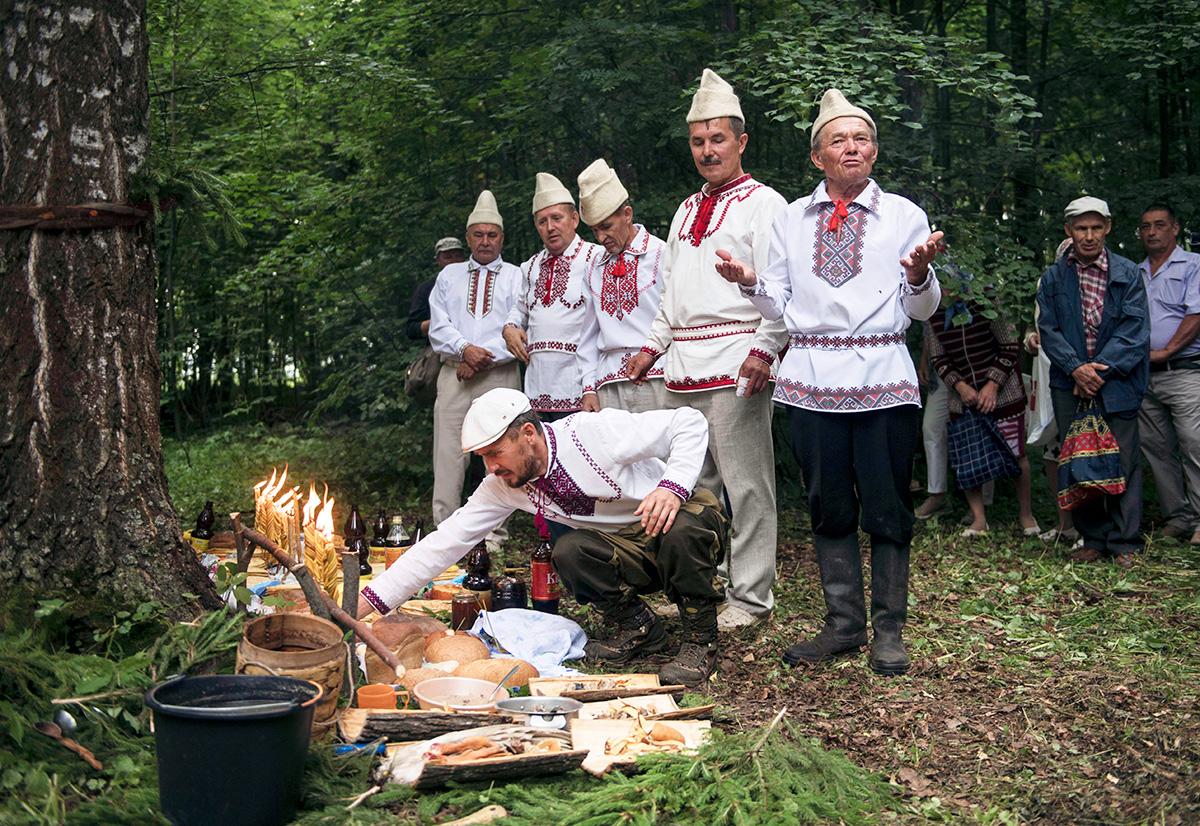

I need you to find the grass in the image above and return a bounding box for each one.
[2,424,1196,823]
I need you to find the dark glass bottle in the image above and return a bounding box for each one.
[530,537,560,614]
[372,511,388,545]
[462,543,493,610]
[190,500,215,552]
[344,506,371,576]
[492,574,528,611]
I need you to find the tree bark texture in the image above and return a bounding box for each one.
[0,2,219,616]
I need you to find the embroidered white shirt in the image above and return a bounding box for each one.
[507,235,603,412]
[579,224,667,393]
[744,179,941,412]
[642,174,789,392]
[360,407,708,612]
[428,256,522,362]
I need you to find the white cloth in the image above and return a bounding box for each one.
[429,257,522,361]
[579,224,667,393]
[743,179,941,412]
[508,235,602,411]
[470,609,586,677]
[643,175,789,392]
[361,407,710,613]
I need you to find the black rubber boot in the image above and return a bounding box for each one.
[584,598,669,663]
[659,601,719,687]
[783,534,868,666]
[869,541,911,676]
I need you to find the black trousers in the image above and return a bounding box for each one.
[789,405,920,545]
[1051,389,1143,554]
[551,488,728,611]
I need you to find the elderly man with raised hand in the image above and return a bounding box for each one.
[576,159,669,414]
[716,89,944,676]
[504,174,602,419]
[1037,196,1150,567]
[625,68,788,629]
[1137,204,1200,545]
[357,388,729,686]
[428,191,523,535]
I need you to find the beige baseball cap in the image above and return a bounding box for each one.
[461,388,533,452]
[1063,196,1111,220]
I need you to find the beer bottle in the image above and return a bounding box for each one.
[344,506,371,576]
[462,542,493,610]
[191,500,215,552]
[530,536,560,614]
[369,511,389,565]
[492,574,528,611]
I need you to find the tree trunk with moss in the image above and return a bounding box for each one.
[0,3,219,618]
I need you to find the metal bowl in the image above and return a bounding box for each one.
[495,696,583,730]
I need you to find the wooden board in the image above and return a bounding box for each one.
[577,695,715,722]
[411,747,589,789]
[338,708,499,744]
[529,674,685,703]
[570,718,711,776]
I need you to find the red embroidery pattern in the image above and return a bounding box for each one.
[529,393,582,412]
[530,240,594,309]
[789,332,905,350]
[672,324,758,342]
[527,341,578,354]
[748,348,774,364]
[773,377,920,411]
[600,253,640,319]
[677,174,762,247]
[810,187,881,288]
[361,585,389,614]
[665,374,737,392]
[640,345,663,360]
[467,268,496,316]
[594,351,664,388]
[657,480,690,501]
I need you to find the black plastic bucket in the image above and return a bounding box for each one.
[146,674,323,826]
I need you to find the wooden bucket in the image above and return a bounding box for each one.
[236,613,346,736]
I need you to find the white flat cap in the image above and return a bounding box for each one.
[1064,196,1111,220]
[811,88,876,142]
[433,237,465,255]
[461,388,532,452]
[577,159,630,226]
[467,190,504,230]
[531,172,575,215]
[686,68,744,123]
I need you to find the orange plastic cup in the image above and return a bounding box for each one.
[356,683,397,709]
[385,545,410,569]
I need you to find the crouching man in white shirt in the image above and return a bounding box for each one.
[356,389,729,686]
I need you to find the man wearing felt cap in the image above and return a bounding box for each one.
[428,191,523,538]
[716,88,945,675]
[503,173,602,417]
[626,68,788,629]
[1036,196,1149,567]
[576,158,669,413]
[357,387,730,686]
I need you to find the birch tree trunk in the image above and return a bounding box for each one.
[0,2,219,617]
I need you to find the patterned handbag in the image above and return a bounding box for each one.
[1056,399,1127,510]
[947,408,1021,490]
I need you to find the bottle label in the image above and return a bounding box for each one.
[531,560,560,601]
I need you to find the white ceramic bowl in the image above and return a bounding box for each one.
[411,677,507,712]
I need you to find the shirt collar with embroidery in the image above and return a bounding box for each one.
[699,172,753,199]
[541,234,582,262]
[468,255,503,273]
[804,178,882,214]
[600,224,650,264]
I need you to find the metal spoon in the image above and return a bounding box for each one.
[489,664,522,698]
[33,721,103,770]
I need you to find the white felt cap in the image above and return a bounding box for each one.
[531,172,575,215]
[686,68,744,123]
[811,88,876,143]
[577,159,630,226]
[461,388,533,452]
[467,190,504,230]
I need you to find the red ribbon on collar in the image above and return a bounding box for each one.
[827,199,850,233]
[610,256,627,277]
[540,255,560,305]
[689,193,717,246]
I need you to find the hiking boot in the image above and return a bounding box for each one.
[584,599,668,663]
[660,641,718,686]
[659,600,719,686]
[869,541,910,676]
[783,534,867,667]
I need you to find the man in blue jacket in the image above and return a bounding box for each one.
[1037,196,1150,567]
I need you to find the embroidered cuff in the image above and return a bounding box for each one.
[640,345,663,362]
[456,340,470,356]
[738,278,768,298]
[747,347,774,366]
[582,386,596,395]
[904,265,936,296]
[361,585,390,615]
[657,479,690,502]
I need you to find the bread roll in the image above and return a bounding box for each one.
[454,658,539,688]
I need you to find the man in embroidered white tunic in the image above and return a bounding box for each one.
[575,158,669,414]
[428,190,523,535]
[626,68,788,628]
[357,388,729,686]
[717,89,944,675]
[503,173,602,418]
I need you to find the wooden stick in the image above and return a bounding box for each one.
[340,549,360,698]
[237,526,402,673]
[230,512,254,573]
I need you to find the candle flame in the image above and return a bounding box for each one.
[316,495,335,539]
[302,483,320,526]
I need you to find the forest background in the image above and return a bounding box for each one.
[145,0,1200,514]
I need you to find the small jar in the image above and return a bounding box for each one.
[451,591,482,631]
[491,575,528,611]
